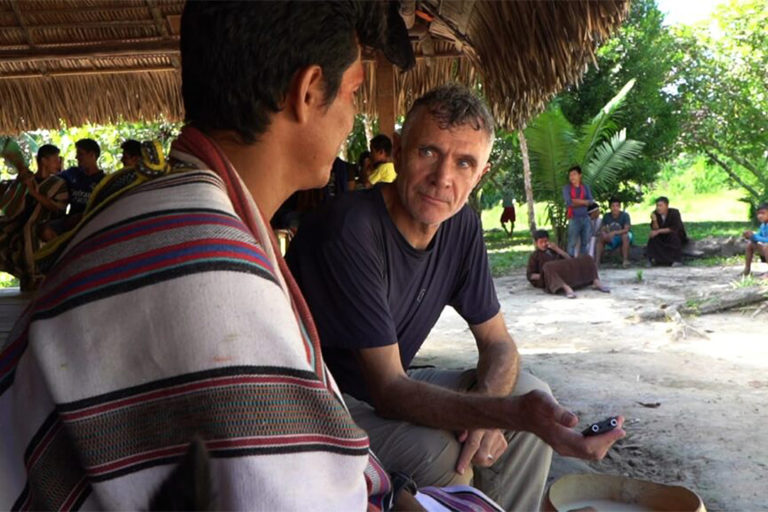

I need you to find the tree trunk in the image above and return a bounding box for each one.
[518,129,536,234]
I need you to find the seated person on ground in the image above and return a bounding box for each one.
[743,203,768,276]
[527,229,609,299]
[583,202,601,258]
[40,138,106,241]
[120,139,142,169]
[0,144,68,290]
[287,85,625,512]
[647,196,687,267]
[597,198,633,268]
[368,133,397,185]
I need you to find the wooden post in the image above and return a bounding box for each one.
[375,52,396,137]
[518,129,537,234]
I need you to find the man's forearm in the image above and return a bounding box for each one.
[475,340,519,396]
[373,375,519,432]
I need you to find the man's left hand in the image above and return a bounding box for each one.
[455,428,508,474]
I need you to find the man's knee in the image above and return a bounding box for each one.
[513,371,552,397]
[405,429,473,487]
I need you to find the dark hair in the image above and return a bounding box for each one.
[401,84,494,143]
[587,203,600,213]
[533,229,549,240]
[568,165,582,175]
[757,203,768,212]
[75,138,100,158]
[609,197,621,206]
[181,2,411,144]
[121,139,142,158]
[656,196,669,205]
[36,144,60,166]
[370,134,392,156]
[357,150,370,166]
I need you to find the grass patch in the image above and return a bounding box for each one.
[483,189,753,276]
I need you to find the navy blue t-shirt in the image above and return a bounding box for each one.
[58,166,105,214]
[286,188,500,402]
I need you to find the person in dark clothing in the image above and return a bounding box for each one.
[527,229,609,298]
[287,84,625,511]
[647,196,688,267]
[40,138,105,241]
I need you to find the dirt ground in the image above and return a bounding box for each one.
[413,263,768,511]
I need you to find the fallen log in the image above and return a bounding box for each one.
[636,287,768,322]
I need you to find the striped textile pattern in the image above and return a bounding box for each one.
[1,164,373,511]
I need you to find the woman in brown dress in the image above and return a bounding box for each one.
[527,229,610,298]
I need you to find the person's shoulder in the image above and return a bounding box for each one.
[304,188,384,241]
[59,166,80,178]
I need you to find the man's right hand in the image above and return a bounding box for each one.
[514,390,625,460]
[743,230,754,240]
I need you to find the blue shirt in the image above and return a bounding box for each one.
[58,166,105,214]
[752,222,768,243]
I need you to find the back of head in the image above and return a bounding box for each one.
[121,139,142,158]
[36,144,60,166]
[401,84,494,145]
[370,134,392,156]
[181,1,411,144]
[75,138,100,158]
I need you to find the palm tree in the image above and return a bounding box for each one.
[525,79,645,245]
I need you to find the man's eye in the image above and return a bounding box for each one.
[419,147,434,157]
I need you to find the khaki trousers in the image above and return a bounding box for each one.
[344,369,553,512]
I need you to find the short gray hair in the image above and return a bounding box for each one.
[401,84,495,144]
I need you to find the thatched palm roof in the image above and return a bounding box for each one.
[0,0,628,134]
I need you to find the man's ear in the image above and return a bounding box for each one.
[285,65,324,124]
[475,162,491,186]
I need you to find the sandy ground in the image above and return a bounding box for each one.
[413,263,768,511]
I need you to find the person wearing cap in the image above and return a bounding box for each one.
[527,229,610,299]
[583,202,602,259]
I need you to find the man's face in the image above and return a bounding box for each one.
[568,170,581,186]
[757,209,767,224]
[76,147,97,168]
[393,109,491,227]
[40,153,61,175]
[306,54,364,188]
[656,201,669,216]
[535,237,549,251]
[611,202,621,216]
[122,152,141,169]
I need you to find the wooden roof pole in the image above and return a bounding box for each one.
[375,52,396,138]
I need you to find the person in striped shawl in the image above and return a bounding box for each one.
[0,2,432,510]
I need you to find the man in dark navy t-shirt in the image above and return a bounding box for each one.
[287,85,625,511]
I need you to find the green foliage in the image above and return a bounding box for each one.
[674,0,768,217]
[731,275,760,289]
[558,0,683,199]
[1,119,181,178]
[524,81,644,245]
[636,269,644,283]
